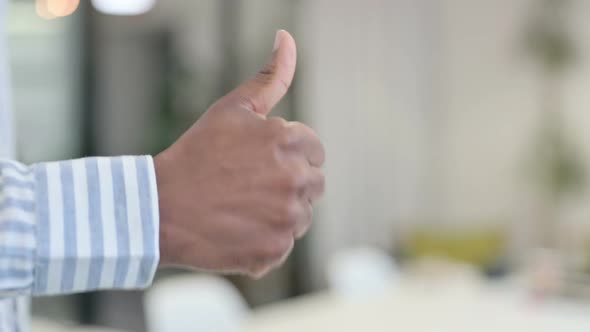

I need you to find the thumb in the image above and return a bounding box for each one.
[223,30,297,116]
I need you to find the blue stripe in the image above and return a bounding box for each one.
[0,161,29,176]
[0,269,30,279]
[0,198,34,212]
[111,158,130,287]
[0,178,34,190]
[33,166,49,294]
[60,162,77,292]
[0,247,35,260]
[85,158,104,289]
[0,221,35,234]
[135,157,157,286]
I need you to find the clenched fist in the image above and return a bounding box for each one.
[155,30,325,278]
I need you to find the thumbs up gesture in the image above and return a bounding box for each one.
[154,30,325,278]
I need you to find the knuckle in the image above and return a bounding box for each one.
[266,118,291,147]
[280,201,301,225]
[267,117,288,134]
[276,128,295,147]
[284,122,303,142]
[289,121,311,137]
[275,121,306,148]
[282,165,306,192]
[265,237,292,260]
[275,198,301,231]
[303,127,326,166]
[275,129,296,150]
[288,121,304,130]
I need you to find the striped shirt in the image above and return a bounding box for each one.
[0,1,161,330]
[0,158,160,331]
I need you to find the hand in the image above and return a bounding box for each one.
[154,30,325,278]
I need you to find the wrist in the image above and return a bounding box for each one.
[154,151,175,267]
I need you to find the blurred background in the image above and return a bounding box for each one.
[8,0,590,331]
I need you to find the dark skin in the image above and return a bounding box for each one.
[155,30,325,278]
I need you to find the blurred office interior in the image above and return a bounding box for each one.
[7,0,590,331]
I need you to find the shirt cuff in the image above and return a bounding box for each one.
[32,156,160,295]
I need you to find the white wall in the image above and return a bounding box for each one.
[299,0,434,285]
[436,0,539,222]
[299,0,590,286]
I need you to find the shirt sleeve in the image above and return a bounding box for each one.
[0,156,160,297]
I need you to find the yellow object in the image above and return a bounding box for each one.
[406,227,506,268]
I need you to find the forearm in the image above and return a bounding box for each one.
[0,156,159,297]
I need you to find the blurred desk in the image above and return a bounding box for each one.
[241,278,590,332]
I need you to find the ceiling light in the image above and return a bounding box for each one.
[91,0,156,16]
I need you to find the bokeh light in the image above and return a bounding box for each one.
[91,0,156,16]
[36,0,79,19]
